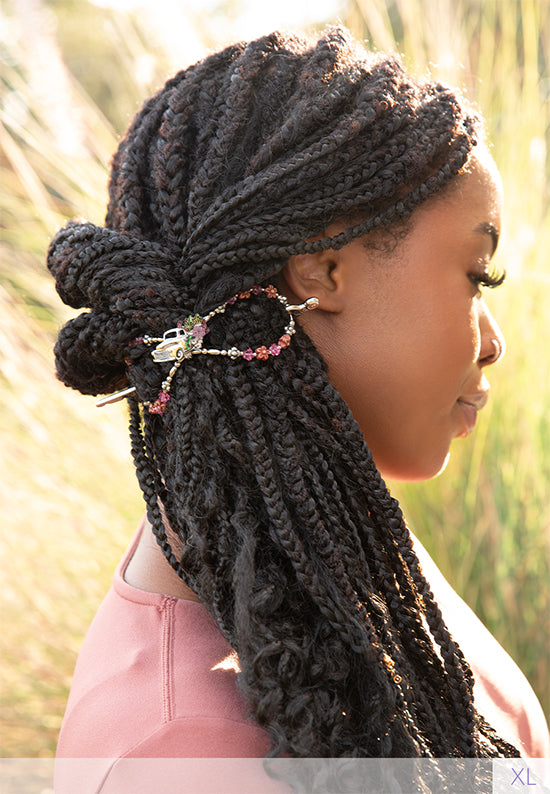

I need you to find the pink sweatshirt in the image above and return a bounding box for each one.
[55,523,549,793]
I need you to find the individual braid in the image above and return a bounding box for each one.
[48,26,520,758]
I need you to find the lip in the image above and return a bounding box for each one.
[456,391,489,438]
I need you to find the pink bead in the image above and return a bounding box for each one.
[243,348,255,361]
[192,321,208,339]
[252,284,262,295]
[269,344,281,356]
[148,392,170,414]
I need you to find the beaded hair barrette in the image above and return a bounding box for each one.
[96,285,319,414]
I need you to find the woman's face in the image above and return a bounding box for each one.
[283,152,505,481]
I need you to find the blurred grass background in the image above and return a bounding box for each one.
[1,0,548,757]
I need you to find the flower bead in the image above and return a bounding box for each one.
[264,284,277,298]
[278,334,291,348]
[191,320,209,339]
[238,290,251,299]
[269,344,281,356]
[255,346,269,360]
[148,391,170,415]
[243,348,255,361]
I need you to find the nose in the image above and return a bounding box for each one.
[478,299,506,367]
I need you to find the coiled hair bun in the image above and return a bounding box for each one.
[47,221,181,309]
[47,220,190,395]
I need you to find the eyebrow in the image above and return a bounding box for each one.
[473,222,500,256]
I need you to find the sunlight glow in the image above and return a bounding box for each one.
[91,0,344,69]
[211,652,241,674]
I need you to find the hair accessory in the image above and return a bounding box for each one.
[96,285,319,412]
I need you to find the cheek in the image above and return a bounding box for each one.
[323,302,476,480]
[433,300,481,375]
[325,323,425,447]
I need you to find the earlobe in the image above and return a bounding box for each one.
[281,250,344,312]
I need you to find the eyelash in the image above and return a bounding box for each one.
[469,269,506,290]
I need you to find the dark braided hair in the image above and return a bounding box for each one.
[47,27,520,758]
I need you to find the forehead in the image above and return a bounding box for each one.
[409,152,503,240]
[442,152,501,220]
[458,151,502,209]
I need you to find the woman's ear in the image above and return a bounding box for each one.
[281,250,346,312]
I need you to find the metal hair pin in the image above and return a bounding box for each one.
[96,285,319,413]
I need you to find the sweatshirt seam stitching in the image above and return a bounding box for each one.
[161,596,175,723]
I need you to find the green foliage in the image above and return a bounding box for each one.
[47,0,174,133]
[1,0,548,756]
[0,0,153,757]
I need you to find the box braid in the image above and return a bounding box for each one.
[47,27,519,757]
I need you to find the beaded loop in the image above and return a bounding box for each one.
[132,285,318,415]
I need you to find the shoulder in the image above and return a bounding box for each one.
[56,580,274,792]
[57,571,270,758]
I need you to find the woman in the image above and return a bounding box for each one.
[49,25,549,785]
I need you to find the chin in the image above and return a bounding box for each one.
[379,452,451,483]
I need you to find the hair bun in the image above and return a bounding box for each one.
[47,220,180,310]
[48,220,192,396]
[53,311,129,396]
